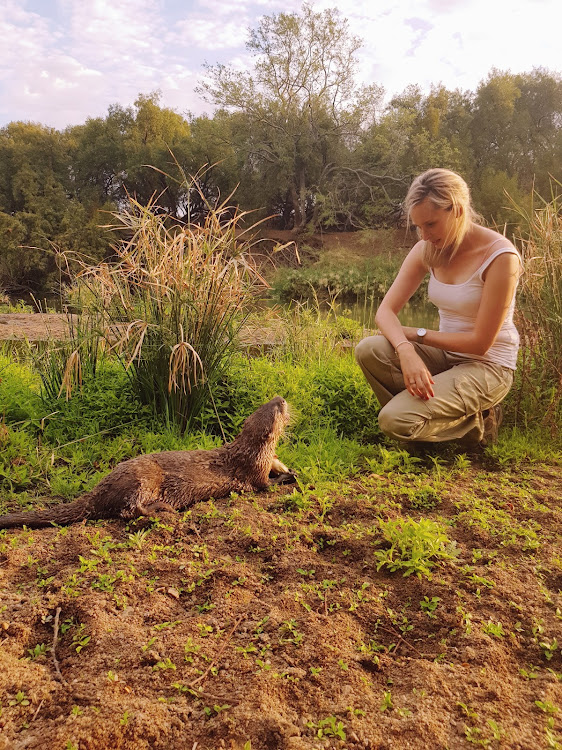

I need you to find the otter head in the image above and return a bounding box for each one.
[228,397,291,482]
[239,396,290,446]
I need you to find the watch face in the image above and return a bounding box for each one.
[417,327,427,337]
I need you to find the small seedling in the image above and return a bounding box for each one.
[27,643,47,660]
[380,691,393,712]
[71,623,91,654]
[420,596,440,618]
[374,517,456,579]
[535,700,558,715]
[540,639,559,661]
[307,716,346,740]
[8,691,30,707]
[204,704,231,717]
[457,702,478,720]
[154,620,181,631]
[153,658,177,671]
[482,621,505,638]
[545,717,562,749]
[487,719,504,740]
[127,529,150,549]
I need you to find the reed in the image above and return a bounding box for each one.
[47,182,265,432]
[511,180,562,432]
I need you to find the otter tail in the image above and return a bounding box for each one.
[0,497,93,529]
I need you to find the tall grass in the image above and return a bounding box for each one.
[42,184,266,432]
[511,181,562,432]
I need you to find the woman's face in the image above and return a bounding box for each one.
[409,198,459,250]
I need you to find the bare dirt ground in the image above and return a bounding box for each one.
[0,462,561,750]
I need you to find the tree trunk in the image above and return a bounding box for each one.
[290,170,308,233]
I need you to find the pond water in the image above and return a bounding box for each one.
[330,297,440,330]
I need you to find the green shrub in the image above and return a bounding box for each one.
[271,256,423,304]
[374,517,457,579]
[0,354,42,423]
[194,351,380,444]
[39,361,154,444]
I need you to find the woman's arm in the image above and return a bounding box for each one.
[375,243,436,400]
[401,253,521,355]
[374,242,429,347]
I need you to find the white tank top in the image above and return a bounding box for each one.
[427,246,522,370]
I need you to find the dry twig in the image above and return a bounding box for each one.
[52,607,66,683]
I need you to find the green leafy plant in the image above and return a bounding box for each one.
[374,517,457,579]
[420,596,441,617]
[27,643,47,660]
[307,715,346,740]
[380,691,393,712]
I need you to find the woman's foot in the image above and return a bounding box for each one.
[481,404,504,446]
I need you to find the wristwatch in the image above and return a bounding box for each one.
[416,327,427,344]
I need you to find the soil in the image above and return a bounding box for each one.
[0,461,561,750]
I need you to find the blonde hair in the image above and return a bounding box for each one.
[404,168,482,267]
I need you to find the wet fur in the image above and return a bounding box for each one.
[0,397,291,529]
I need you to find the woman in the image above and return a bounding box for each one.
[355,168,522,446]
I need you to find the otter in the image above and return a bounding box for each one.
[0,396,295,529]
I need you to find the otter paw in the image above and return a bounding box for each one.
[269,470,298,485]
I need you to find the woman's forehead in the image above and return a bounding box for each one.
[409,199,442,222]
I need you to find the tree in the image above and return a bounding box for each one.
[342,85,469,227]
[469,68,562,220]
[198,3,383,231]
[0,122,115,292]
[124,93,193,217]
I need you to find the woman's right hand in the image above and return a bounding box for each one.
[397,344,435,400]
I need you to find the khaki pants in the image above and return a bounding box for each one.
[354,335,514,443]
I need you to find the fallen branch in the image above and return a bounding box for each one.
[378,624,424,657]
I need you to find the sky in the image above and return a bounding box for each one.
[1,0,560,130]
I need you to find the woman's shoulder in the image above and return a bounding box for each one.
[408,240,430,264]
[478,226,516,251]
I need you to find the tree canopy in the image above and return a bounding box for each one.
[0,3,561,292]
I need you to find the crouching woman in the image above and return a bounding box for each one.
[355,168,522,446]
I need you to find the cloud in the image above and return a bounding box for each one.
[170,17,250,50]
[426,0,471,10]
[0,0,204,127]
[60,0,166,69]
[0,0,560,128]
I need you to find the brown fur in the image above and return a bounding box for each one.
[0,397,291,529]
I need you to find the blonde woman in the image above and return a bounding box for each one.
[355,168,522,446]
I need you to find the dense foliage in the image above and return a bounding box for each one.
[1,4,561,292]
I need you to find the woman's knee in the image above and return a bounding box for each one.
[354,335,392,367]
[378,401,426,441]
